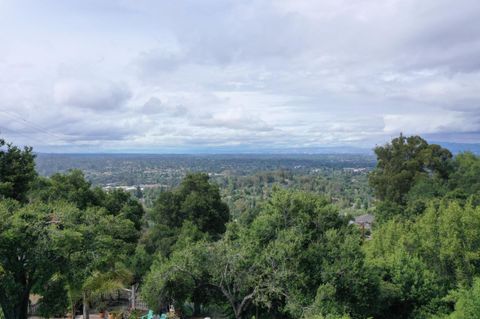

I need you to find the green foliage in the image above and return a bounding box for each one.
[152,173,229,237]
[364,135,480,317]
[143,244,207,312]
[37,275,69,318]
[3,135,480,319]
[304,313,351,319]
[55,204,138,313]
[31,170,100,208]
[0,139,144,319]
[0,200,73,319]
[0,138,36,202]
[447,152,480,205]
[369,134,452,210]
[30,170,145,233]
[142,221,214,314]
[144,189,379,319]
[143,173,229,260]
[366,201,480,317]
[83,265,133,301]
[447,277,480,319]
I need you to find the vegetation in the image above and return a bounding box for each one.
[0,138,144,319]
[0,138,36,203]
[1,135,480,318]
[35,153,375,217]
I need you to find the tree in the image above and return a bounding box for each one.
[102,188,145,232]
[142,222,212,315]
[447,152,480,204]
[31,170,144,234]
[151,173,229,237]
[55,206,138,318]
[369,134,452,220]
[30,170,100,209]
[144,173,229,258]
[0,138,36,202]
[0,139,143,319]
[365,201,480,318]
[0,200,73,319]
[447,277,480,319]
[143,189,379,319]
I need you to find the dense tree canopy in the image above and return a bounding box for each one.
[0,138,144,319]
[0,200,67,319]
[151,173,229,236]
[143,189,379,319]
[142,173,229,260]
[2,135,480,319]
[365,201,480,318]
[0,139,36,202]
[369,135,452,206]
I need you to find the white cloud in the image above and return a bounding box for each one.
[191,108,273,132]
[383,112,479,135]
[0,0,479,151]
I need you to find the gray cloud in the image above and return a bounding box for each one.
[141,97,188,116]
[0,0,479,151]
[54,80,132,111]
[191,112,273,132]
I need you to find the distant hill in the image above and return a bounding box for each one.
[237,146,373,155]
[432,142,480,154]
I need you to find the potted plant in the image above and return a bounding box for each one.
[66,304,75,319]
[97,302,107,319]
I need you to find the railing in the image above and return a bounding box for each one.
[28,303,40,316]
[135,297,149,310]
[26,289,148,315]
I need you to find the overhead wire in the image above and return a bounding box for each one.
[0,109,66,142]
[0,124,50,144]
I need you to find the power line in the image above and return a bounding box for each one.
[0,125,51,145]
[0,109,67,142]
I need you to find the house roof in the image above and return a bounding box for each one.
[354,214,375,224]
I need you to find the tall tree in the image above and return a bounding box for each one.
[0,138,36,203]
[143,189,379,319]
[365,201,480,318]
[30,170,100,209]
[144,173,229,257]
[369,134,452,220]
[448,152,480,203]
[55,206,137,318]
[0,201,73,319]
[153,173,229,236]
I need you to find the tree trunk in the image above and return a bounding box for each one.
[4,292,30,319]
[83,293,89,319]
[233,307,242,319]
[193,302,201,316]
[16,296,29,319]
[1,303,14,319]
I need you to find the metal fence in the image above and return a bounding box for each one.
[135,297,149,310]
[28,303,40,316]
[27,289,149,315]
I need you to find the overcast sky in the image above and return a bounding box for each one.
[0,0,479,152]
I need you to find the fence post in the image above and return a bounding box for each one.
[131,284,136,309]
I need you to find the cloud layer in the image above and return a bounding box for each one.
[0,0,479,152]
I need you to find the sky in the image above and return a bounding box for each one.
[0,0,479,153]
